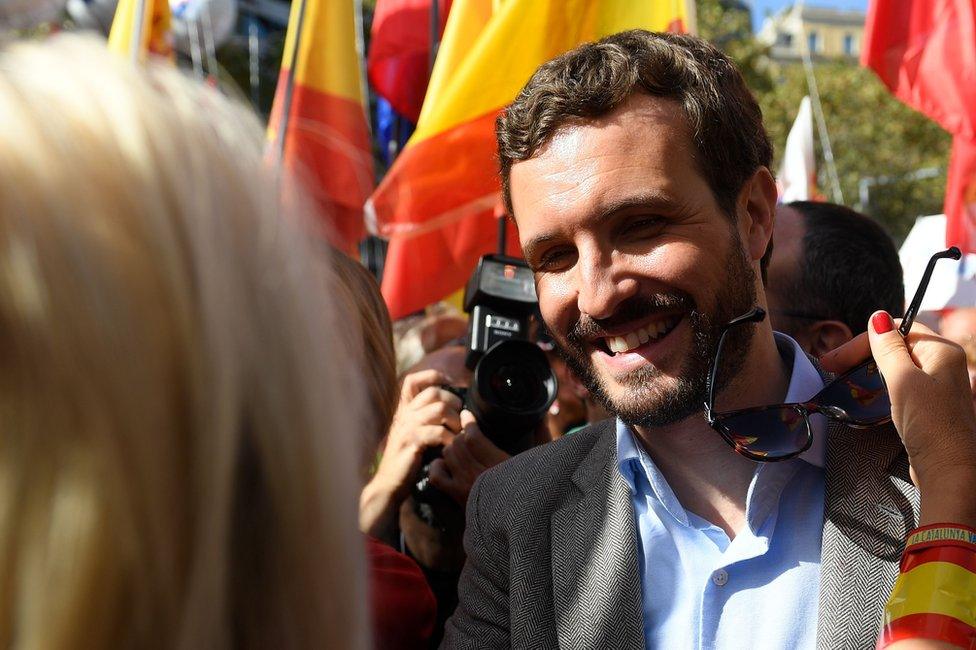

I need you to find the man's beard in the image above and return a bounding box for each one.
[552,236,758,428]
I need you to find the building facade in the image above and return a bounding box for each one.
[757,4,865,61]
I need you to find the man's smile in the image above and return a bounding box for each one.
[587,312,688,375]
[597,313,683,354]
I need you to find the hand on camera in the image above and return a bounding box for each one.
[821,311,976,526]
[428,409,510,507]
[360,369,462,539]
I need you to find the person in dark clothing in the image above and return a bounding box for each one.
[765,201,905,357]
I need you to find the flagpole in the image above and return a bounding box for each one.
[130,0,147,62]
[429,0,440,72]
[275,0,308,163]
[797,2,843,203]
[188,10,204,78]
[201,4,219,82]
[354,0,371,129]
[247,16,261,108]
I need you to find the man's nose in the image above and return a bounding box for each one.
[576,254,638,321]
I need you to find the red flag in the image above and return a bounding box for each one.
[368,0,452,124]
[382,211,522,319]
[945,136,976,252]
[862,0,976,252]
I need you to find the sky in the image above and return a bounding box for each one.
[749,0,869,32]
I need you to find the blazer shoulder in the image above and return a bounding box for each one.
[471,419,615,518]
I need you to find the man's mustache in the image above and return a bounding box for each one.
[566,293,694,346]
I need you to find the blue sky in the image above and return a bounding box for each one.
[749,0,869,32]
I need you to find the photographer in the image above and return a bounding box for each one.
[359,362,509,544]
[364,256,558,645]
[428,409,513,505]
[357,344,513,647]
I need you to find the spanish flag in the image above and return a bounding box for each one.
[268,0,374,254]
[370,0,695,319]
[108,0,174,61]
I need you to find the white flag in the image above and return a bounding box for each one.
[778,96,815,203]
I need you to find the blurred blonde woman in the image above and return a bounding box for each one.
[0,34,368,649]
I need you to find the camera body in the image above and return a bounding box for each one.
[460,255,557,454]
[412,255,557,530]
[463,255,538,366]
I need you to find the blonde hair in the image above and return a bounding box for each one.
[330,254,397,461]
[0,34,368,649]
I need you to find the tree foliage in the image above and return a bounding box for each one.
[696,0,773,96]
[697,0,952,242]
[759,62,950,240]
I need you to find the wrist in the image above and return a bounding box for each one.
[915,466,976,529]
[910,444,976,485]
[359,478,401,538]
[879,524,976,649]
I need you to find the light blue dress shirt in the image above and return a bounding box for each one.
[617,333,827,650]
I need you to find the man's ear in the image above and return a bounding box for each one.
[737,167,778,265]
[807,320,855,358]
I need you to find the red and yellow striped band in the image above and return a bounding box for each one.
[880,613,976,649]
[878,531,976,649]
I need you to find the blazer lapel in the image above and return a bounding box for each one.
[551,427,645,650]
[817,419,919,650]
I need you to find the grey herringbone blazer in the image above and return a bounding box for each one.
[442,416,919,649]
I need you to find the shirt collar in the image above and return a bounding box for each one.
[775,332,827,468]
[615,330,827,486]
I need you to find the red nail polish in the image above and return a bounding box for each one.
[872,311,894,334]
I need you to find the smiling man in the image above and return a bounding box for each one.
[442,31,920,650]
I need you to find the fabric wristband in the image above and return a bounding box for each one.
[904,523,976,555]
[878,524,976,649]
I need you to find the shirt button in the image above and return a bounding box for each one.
[712,569,729,586]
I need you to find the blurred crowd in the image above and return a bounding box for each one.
[0,31,974,650]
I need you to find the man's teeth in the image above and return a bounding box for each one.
[605,317,679,354]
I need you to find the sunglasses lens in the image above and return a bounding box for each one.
[815,361,890,425]
[717,405,810,460]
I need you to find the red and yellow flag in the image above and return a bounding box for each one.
[370,0,695,319]
[268,0,374,254]
[108,0,174,61]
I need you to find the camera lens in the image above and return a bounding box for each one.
[467,339,557,455]
[489,364,545,409]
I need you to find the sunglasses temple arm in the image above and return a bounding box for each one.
[706,307,767,420]
[899,247,962,336]
[705,328,732,420]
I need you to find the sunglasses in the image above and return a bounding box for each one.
[704,247,961,462]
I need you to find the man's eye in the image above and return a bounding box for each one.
[537,248,574,271]
[622,217,664,236]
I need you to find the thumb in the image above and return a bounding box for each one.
[867,310,917,383]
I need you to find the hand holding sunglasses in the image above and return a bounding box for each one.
[824,312,976,528]
[705,248,962,462]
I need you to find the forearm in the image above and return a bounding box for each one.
[359,478,402,543]
[915,467,976,529]
[878,472,976,650]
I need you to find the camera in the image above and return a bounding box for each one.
[412,254,557,530]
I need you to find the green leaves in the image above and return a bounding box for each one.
[697,0,951,242]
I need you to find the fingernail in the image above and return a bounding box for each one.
[871,311,894,334]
